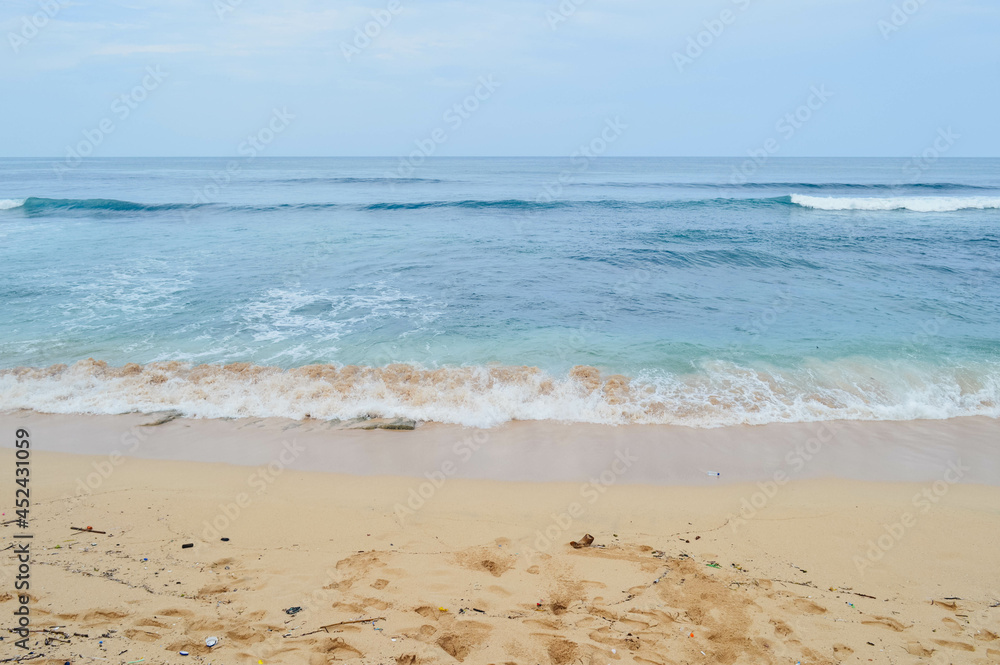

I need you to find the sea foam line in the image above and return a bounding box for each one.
[1,359,998,429]
[790,194,1000,212]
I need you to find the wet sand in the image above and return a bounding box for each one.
[3,411,999,486]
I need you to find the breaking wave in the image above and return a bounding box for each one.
[2,359,998,429]
[572,182,1000,191]
[790,195,1000,212]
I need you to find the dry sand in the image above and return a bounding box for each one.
[1,412,999,664]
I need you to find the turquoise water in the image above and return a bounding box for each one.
[1,157,998,426]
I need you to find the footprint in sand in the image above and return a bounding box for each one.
[131,617,169,629]
[186,617,228,634]
[524,618,561,630]
[311,636,362,661]
[941,616,964,634]
[79,609,130,625]
[209,556,236,570]
[455,545,516,578]
[631,608,681,626]
[588,626,642,652]
[435,621,491,662]
[933,639,975,651]
[546,638,580,665]
[771,619,794,637]
[905,641,935,657]
[414,605,441,620]
[974,629,999,642]
[633,657,667,665]
[861,615,906,632]
[123,628,161,642]
[350,595,390,611]
[333,600,375,614]
[225,624,270,644]
[833,643,853,657]
[792,598,827,614]
[329,551,386,590]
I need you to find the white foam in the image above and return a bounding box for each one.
[790,194,1000,212]
[1,358,998,429]
[0,199,26,210]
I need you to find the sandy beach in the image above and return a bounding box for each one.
[2,412,999,664]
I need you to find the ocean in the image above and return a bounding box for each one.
[1,157,998,427]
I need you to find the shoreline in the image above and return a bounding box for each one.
[2,410,997,486]
[5,357,999,429]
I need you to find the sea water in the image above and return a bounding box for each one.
[1,157,998,427]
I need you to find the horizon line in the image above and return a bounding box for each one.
[2,155,999,160]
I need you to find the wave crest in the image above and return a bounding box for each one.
[790,194,1000,212]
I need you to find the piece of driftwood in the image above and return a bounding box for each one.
[71,527,107,534]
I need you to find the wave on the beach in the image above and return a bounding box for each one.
[790,194,1000,212]
[2,359,997,428]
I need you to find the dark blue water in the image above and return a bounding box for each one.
[1,157,998,426]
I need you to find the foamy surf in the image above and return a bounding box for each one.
[1,359,997,429]
[790,194,1000,212]
[0,199,26,210]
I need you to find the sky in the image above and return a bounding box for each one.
[1,0,998,157]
